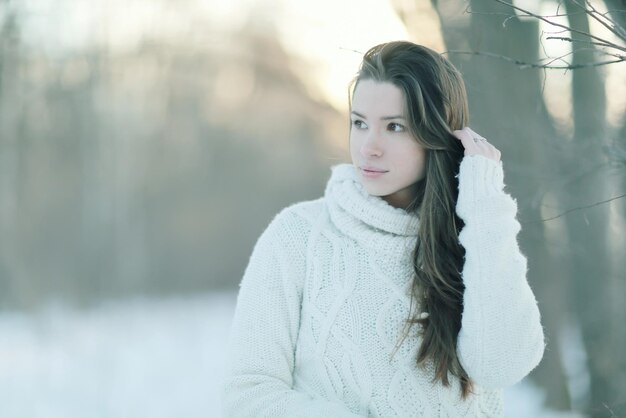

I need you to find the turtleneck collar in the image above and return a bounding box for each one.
[324,163,419,255]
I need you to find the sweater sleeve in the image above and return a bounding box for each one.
[221,208,363,418]
[455,155,545,389]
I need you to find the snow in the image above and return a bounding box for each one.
[0,292,580,418]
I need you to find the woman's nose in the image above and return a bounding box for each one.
[361,131,383,157]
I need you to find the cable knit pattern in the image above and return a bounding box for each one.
[222,156,545,417]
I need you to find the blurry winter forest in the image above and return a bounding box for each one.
[0,0,625,416]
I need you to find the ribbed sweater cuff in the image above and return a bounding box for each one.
[457,155,505,199]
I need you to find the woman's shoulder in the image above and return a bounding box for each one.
[279,197,326,221]
[255,197,326,262]
[265,197,327,238]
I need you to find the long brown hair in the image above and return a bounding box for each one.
[350,41,472,398]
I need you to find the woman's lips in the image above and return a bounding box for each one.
[360,167,388,178]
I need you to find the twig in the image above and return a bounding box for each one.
[468,7,626,20]
[443,50,624,69]
[338,47,363,55]
[542,28,575,37]
[545,36,618,50]
[538,33,550,93]
[571,0,626,41]
[537,193,626,222]
[491,0,626,53]
[543,37,626,60]
[536,48,579,68]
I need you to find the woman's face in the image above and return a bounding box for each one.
[349,79,426,209]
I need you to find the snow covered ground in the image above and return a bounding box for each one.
[0,292,581,418]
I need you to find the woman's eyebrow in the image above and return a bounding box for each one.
[351,111,405,120]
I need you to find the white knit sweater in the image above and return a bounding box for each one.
[222,156,545,417]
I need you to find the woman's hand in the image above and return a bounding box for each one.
[453,127,501,162]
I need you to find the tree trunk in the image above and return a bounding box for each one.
[0,6,27,308]
[561,1,625,415]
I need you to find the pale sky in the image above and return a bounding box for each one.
[17,0,408,111]
[275,0,409,110]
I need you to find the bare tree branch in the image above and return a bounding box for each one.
[456,0,626,70]
[466,8,625,20]
[489,0,626,52]
[570,0,626,42]
[545,35,619,50]
[443,50,624,69]
[533,193,626,222]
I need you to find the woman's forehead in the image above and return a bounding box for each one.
[351,80,405,117]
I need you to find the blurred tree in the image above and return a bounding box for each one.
[559,1,626,415]
[0,4,345,309]
[0,1,25,307]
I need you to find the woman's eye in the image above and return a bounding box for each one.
[352,120,367,129]
[388,122,405,132]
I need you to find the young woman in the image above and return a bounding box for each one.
[222,41,545,417]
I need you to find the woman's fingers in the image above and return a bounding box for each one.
[453,127,501,162]
[453,127,475,151]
